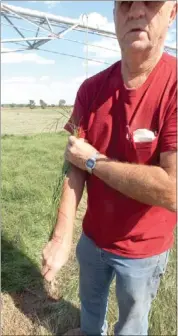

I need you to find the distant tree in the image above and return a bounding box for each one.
[51,104,55,108]
[59,99,66,107]
[3,104,11,108]
[10,103,15,108]
[40,99,47,109]
[29,100,36,109]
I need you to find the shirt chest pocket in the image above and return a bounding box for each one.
[134,137,159,164]
[124,135,159,164]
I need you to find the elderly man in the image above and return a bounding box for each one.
[42,1,177,335]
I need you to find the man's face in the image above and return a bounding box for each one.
[114,1,177,53]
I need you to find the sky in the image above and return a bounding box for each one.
[1,0,177,105]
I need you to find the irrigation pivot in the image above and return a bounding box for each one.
[1,2,176,61]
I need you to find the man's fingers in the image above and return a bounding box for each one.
[41,261,62,280]
[68,135,76,145]
[41,264,50,277]
[80,138,88,143]
[42,241,52,257]
[44,269,57,282]
[68,135,88,146]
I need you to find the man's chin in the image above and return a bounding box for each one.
[124,41,150,53]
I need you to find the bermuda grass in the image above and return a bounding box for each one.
[2,132,68,291]
[1,133,177,335]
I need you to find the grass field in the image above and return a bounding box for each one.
[1,109,177,335]
[1,107,71,135]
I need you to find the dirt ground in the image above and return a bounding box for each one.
[1,196,86,336]
[1,289,57,336]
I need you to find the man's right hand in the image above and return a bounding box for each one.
[41,237,71,282]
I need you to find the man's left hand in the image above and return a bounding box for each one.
[65,136,98,170]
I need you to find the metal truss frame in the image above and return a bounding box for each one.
[1,2,177,62]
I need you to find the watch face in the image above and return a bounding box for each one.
[87,159,95,169]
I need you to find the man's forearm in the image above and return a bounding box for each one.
[52,165,86,241]
[93,156,176,211]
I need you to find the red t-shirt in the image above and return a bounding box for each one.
[65,52,177,258]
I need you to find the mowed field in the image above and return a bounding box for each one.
[1,108,177,336]
[1,107,71,135]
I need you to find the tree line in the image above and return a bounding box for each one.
[2,99,71,109]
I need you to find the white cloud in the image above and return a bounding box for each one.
[82,12,108,29]
[40,76,50,81]
[2,46,10,52]
[84,38,121,60]
[1,76,85,105]
[73,75,89,84]
[81,12,115,33]
[1,49,55,65]
[28,1,59,8]
[45,1,58,8]
[82,60,103,68]
[165,27,176,50]
[3,77,36,84]
[81,12,119,62]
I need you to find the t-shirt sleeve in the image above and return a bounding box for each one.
[64,81,88,139]
[159,101,177,153]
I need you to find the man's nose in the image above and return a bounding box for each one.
[128,1,146,20]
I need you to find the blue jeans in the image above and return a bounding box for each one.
[76,232,169,336]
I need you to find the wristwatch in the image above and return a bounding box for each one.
[85,152,100,174]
